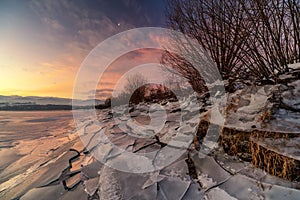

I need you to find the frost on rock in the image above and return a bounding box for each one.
[282,80,300,110]
[223,63,300,132]
[224,85,274,130]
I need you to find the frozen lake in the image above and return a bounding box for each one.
[0,111,86,199]
[0,111,75,147]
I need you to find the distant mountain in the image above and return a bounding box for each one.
[0,95,103,107]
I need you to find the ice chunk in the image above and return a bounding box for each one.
[157,177,191,200]
[205,187,238,200]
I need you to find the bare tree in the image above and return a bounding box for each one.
[163,0,300,90]
[115,73,148,104]
[162,52,209,94]
[164,73,183,92]
[124,73,148,95]
[164,0,250,91]
[237,0,300,80]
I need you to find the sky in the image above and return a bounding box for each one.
[0,0,167,99]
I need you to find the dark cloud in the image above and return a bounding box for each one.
[98,81,115,86]
[30,0,167,51]
[88,88,114,95]
[87,88,114,99]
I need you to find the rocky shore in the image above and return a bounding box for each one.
[1,64,299,200]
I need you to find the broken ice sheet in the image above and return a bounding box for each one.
[142,171,166,189]
[182,183,204,198]
[105,151,155,173]
[251,137,300,161]
[132,138,156,152]
[126,116,164,138]
[166,112,181,123]
[205,187,237,200]
[263,184,300,200]
[83,176,99,196]
[239,164,300,190]
[192,153,231,183]
[105,146,125,160]
[108,168,157,200]
[80,127,108,151]
[98,166,124,200]
[157,177,191,200]
[154,146,187,170]
[160,157,190,181]
[219,173,300,200]
[115,121,131,133]
[84,122,104,135]
[109,134,136,150]
[187,115,200,125]
[64,172,81,189]
[92,142,113,163]
[20,184,67,200]
[167,136,193,149]
[182,182,204,200]
[81,160,103,179]
[177,124,195,134]
[198,173,216,190]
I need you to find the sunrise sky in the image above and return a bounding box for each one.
[0,0,167,99]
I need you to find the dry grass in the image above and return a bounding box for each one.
[220,127,252,161]
[194,119,210,150]
[250,140,300,181]
[259,110,271,128]
[222,128,300,181]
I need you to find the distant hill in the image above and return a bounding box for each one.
[0,95,103,110]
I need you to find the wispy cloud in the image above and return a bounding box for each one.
[1,0,166,98]
[43,17,65,31]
